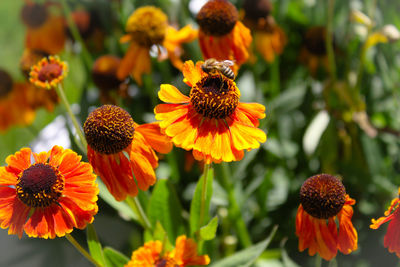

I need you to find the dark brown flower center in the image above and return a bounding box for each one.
[196,0,238,36]
[300,174,346,219]
[38,63,63,83]
[0,69,13,98]
[16,163,64,208]
[21,3,48,28]
[243,0,272,20]
[304,27,331,56]
[84,105,135,154]
[125,6,167,47]
[190,74,239,119]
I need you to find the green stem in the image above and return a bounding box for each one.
[315,254,322,267]
[326,0,337,82]
[220,163,252,248]
[60,0,93,71]
[56,84,87,153]
[65,233,103,267]
[125,196,152,231]
[199,163,211,228]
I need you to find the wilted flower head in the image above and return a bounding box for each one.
[296,174,358,260]
[84,105,172,201]
[196,0,252,71]
[117,6,197,85]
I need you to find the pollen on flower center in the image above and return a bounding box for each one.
[125,6,168,47]
[196,0,238,36]
[0,70,13,98]
[300,174,346,219]
[16,163,64,208]
[21,2,48,28]
[190,74,239,119]
[84,105,135,154]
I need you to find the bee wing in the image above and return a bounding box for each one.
[222,60,235,66]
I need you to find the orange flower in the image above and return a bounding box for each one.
[296,174,358,261]
[83,105,172,201]
[29,56,68,89]
[241,0,286,63]
[0,69,36,132]
[299,26,334,76]
[117,6,198,85]
[0,146,98,238]
[21,1,66,54]
[197,0,252,71]
[370,188,400,257]
[92,55,123,104]
[125,235,210,267]
[154,60,266,164]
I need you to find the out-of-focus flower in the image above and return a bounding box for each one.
[0,146,98,238]
[125,235,210,267]
[83,105,172,201]
[350,10,373,28]
[67,8,106,52]
[296,174,358,261]
[117,6,197,85]
[0,69,36,132]
[241,0,286,63]
[29,56,68,89]
[20,50,60,111]
[299,26,334,76]
[21,1,66,54]
[154,60,266,164]
[92,55,123,104]
[381,24,400,42]
[370,188,400,257]
[196,0,252,72]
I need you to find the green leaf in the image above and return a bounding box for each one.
[87,224,106,267]
[97,180,139,222]
[210,226,278,267]
[103,247,130,267]
[190,167,214,236]
[147,179,184,242]
[199,216,218,241]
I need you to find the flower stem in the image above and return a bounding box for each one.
[126,196,152,231]
[65,233,103,267]
[219,163,252,248]
[56,84,87,154]
[199,163,211,228]
[60,0,93,71]
[326,0,337,82]
[315,254,322,267]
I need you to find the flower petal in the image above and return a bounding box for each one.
[158,84,189,104]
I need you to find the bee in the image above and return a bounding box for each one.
[201,58,235,80]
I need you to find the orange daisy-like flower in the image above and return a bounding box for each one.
[0,146,98,239]
[0,69,36,132]
[29,56,68,89]
[370,188,400,257]
[299,26,335,76]
[154,60,266,164]
[296,174,358,261]
[241,0,287,63]
[197,0,252,72]
[21,1,66,54]
[117,6,198,85]
[125,235,210,267]
[83,105,172,201]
